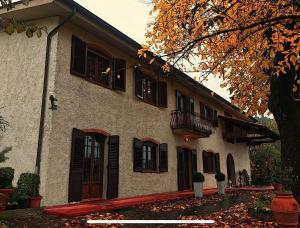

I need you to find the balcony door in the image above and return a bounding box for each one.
[177,147,197,191]
[176,91,194,113]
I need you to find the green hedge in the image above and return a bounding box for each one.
[17,173,40,198]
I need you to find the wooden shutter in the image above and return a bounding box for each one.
[159,143,168,172]
[177,147,184,191]
[210,153,216,173]
[107,135,119,199]
[134,69,143,99]
[68,128,85,202]
[158,81,168,108]
[215,153,220,173]
[113,58,126,91]
[133,138,143,172]
[71,36,86,76]
[202,150,209,173]
[175,90,181,110]
[213,110,219,127]
[200,102,206,118]
[191,150,197,174]
[190,98,195,114]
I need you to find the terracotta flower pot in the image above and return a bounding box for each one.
[0,189,14,202]
[271,192,300,228]
[273,183,283,192]
[29,196,42,208]
[0,204,5,213]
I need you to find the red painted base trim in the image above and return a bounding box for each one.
[43,186,273,217]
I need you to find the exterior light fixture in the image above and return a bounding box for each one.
[49,95,58,110]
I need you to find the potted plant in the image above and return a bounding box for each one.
[28,173,42,208]
[16,173,31,209]
[215,172,226,195]
[192,172,205,198]
[271,167,300,227]
[6,191,19,210]
[0,167,15,201]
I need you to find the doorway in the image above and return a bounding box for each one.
[82,134,105,199]
[177,147,197,191]
[226,154,236,186]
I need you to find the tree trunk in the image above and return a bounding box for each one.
[269,66,300,203]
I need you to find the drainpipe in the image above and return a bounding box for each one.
[35,7,76,175]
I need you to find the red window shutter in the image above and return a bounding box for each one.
[71,36,86,77]
[159,143,168,172]
[158,81,168,108]
[107,135,119,199]
[134,69,143,99]
[133,138,143,172]
[68,128,85,202]
[113,58,126,91]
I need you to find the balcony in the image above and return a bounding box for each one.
[170,110,213,138]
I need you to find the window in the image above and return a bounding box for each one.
[133,138,168,172]
[135,68,167,107]
[200,102,218,127]
[203,151,220,173]
[142,142,156,171]
[224,112,234,132]
[71,35,126,91]
[175,90,194,113]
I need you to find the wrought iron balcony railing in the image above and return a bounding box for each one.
[170,110,213,138]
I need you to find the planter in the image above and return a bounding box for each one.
[217,181,225,195]
[0,204,5,213]
[18,199,29,209]
[193,182,203,198]
[273,183,283,192]
[29,196,42,208]
[271,192,300,228]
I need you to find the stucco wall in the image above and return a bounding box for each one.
[0,17,59,189]
[39,21,250,206]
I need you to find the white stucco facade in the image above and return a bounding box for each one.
[0,0,252,206]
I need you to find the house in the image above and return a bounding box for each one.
[0,0,279,206]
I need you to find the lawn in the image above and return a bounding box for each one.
[0,191,276,228]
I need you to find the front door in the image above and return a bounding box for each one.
[82,134,104,199]
[226,154,236,186]
[177,148,197,191]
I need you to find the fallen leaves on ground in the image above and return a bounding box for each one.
[63,212,125,228]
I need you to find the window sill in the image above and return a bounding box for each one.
[136,96,167,109]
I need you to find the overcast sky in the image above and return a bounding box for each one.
[75,0,230,100]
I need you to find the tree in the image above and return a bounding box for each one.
[142,0,300,201]
[0,0,46,37]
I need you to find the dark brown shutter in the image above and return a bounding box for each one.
[158,81,167,108]
[68,128,85,202]
[200,102,206,118]
[215,153,220,173]
[177,147,184,191]
[202,150,209,173]
[71,36,86,76]
[134,69,143,99]
[151,80,157,104]
[107,135,119,199]
[159,143,168,172]
[113,58,126,91]
[213,110,219,127]
[211,153,216,173]
[175,90,181,110]
[133,138,143,172]
[191,150,197,174]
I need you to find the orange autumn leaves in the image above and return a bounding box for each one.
[141,0,300,115]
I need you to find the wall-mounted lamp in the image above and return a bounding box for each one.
[184,136,189,143]
[49,95,58,110]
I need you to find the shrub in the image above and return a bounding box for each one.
[17,173,40,198]
[0,167,14,189]
[192,172,205,182]
[215,172,225,182]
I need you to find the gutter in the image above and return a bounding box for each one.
[35,6,76,174]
